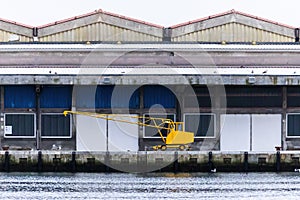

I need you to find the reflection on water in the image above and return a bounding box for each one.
[0,172,300,199]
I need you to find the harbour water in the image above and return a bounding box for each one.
[0,172,300,199]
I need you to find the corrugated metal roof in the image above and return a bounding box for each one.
[172,23,294,42]
[171,9,295,29]
[0,17,33,28]
[38,9,163,29]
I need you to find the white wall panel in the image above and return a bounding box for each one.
[108,115,139,151]
[76,115,107,151]
[252,114,281,151]
[220,114,250,151]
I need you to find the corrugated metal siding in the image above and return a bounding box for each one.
[225,86,282,108]
[39,22,162,42]
[75,86,97,108]
[41,86,72,108]
[172,22,294,42]
[0,30,32,42]
[95,85,140,109]
[4,86,36,108]
[287,87,300,107]
[95,85,112,108]
[185,86,211,108]
[144,85,175,108]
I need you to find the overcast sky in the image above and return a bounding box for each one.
[1,0,300,27]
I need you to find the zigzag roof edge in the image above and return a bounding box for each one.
[38,9,164,29]
[170,9,295,29]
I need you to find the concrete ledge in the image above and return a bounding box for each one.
[1,150,300,173]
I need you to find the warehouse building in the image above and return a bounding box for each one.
[0,9,300,152]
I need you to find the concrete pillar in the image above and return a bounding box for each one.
[212,86,222,150]
[175,85,185,122]
[0,86,4,149]
[71,85,76,150]
[138,86,144,150]
[35,85,41,150]
[282,86,287,150]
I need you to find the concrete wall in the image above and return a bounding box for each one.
[1,150,299,173]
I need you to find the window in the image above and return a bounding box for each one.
[4,113,35,138]
[41,114,71,138]
[184,113,215,138]
[287,114,300,137]
[143,114,175,138]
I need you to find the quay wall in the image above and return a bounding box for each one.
[1,151,300,173]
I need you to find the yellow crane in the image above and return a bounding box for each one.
[63,110,194,151]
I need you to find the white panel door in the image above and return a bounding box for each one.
[252,114,281,151]
[76,115,107,151]
[220,114,251,151]
[108,114,139,151]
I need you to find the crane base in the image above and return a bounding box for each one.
[152,144,191,151]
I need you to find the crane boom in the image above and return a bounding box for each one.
[63,110,194,151]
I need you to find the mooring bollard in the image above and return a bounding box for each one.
[173,151,179,173]
[71,151,76,173]
[37,151,42,172]
[4,151,9,172]
[276,151,281,172]
[208,151,214,172]
[105,152,110,173]
[244,152,248,172]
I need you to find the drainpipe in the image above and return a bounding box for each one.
[33,27,38,42]
[295,28,299,42]
[36,85,41,150]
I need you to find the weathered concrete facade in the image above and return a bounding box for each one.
[0,9,300,154]
[0,44,299,152]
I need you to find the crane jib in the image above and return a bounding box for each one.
[63,110,194,151]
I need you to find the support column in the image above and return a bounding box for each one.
[212,86,222,151]
[71,85,76,150]
[250,115,253,151]
[36,85,41,150]
[282,86,287,150]
[138,86,144,150]
[0,86,4,149]
[175,85,185,122]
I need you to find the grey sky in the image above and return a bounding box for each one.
[1,0,300,27]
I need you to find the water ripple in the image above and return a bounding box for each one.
[0,172,300,199]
